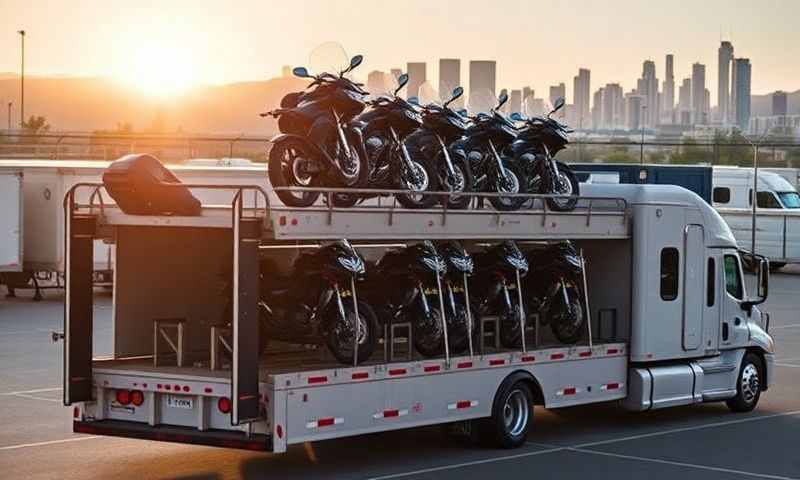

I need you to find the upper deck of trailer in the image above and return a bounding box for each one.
[66,184,632,241]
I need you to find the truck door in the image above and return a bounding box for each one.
[720,252,748,347]
[682,224,704,351]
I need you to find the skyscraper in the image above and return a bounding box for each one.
[592,87,604,130]
[678,78,692,125]
[662,54,675,123]
[572,68,591,129]
[602,83,624,130]
[718,41,734,124]
[406,62,426,99]
[691,63,706,124]
[468,60,496,113]
[733,58,752,131]
[509,89,522,114]
[773,91,788,116]
[367,70,389,97]
[637,60,659,128]
[625,93,644,131]
[439,59,462,108]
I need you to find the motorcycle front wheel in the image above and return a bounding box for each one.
[412,302,446,357]
[499,299,528,349]
[395,158,440,209]
[548,287,585,344]
[268,138,321,207]
[489,163,528,212]
[439,156,474,210]
[545,163,580,212]
[445,299,480,354]
[324,300,379,365]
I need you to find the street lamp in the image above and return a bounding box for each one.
[18,30,25,128]
[640,104,647,165]
[743,127,770,255]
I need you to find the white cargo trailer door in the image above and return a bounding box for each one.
[682,224,704,351]
[0,172,23,272]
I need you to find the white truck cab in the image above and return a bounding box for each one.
[713,167,800,268]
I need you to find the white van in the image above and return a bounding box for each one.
[713,166,800,268]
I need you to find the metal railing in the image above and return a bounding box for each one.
[3,131,800,167]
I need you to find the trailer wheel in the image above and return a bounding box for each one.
[486,380,534,448]
[726,353,764,413]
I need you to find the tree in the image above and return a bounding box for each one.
[21,115,50,135]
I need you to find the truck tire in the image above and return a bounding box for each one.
[484,379,534,448]
[726,353,764,413]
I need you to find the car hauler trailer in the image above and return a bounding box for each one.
[60,183,774,452]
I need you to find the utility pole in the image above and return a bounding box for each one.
[640,105,647,165]
[18,30,25,128]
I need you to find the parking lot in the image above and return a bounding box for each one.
[1,268,799,480]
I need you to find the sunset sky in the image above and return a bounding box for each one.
[1,0,798,100]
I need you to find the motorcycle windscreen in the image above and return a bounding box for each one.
[231,211,262,425]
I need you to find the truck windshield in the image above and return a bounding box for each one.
[778,192,800,209]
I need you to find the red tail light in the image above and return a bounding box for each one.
[130,390,144,406]
[115,389,131,405]
[218,397,231,414]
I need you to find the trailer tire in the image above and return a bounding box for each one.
[726,352,764,413]
[484,377,534,448]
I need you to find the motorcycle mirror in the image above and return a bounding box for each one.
[550,96,566,116]
[496,89,509,109]
[510,112,524,121]
[395,73,409,95]
[458,109,469,117]
[292,66,312,78]
[345,54,364,73]
[445,86,464,106]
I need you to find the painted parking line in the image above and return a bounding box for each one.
[769,324,800,330]
[365,447,566,480]
[0,436,100,452]
[0,387,61,396]
[569,448,795,480]
[573,409,800,448]
[775,363,800,368]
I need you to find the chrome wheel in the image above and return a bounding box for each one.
[290,151,315,186]
[740,363,760,404]
[503,389,530,437]
[402,161,430,200]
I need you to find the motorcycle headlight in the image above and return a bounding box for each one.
[449,255,474,274]
[507,256,529,273]
[338,255,365,275]
[421,256,447,273]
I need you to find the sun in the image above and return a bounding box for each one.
[119,42,198,98]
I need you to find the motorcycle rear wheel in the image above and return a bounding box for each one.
[268,138,321,207]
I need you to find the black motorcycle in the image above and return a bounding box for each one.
[452,90,528,211]
[405,87,474,209]
[525,241,587,344]
[262,55,369,207]
[352,73,438,208]
[258,240,379,365]
[369,241,451,358]
[472,241,530,349]
[510,97,580,212]
[438,241,479,355]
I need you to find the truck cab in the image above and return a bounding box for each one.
[713,167,800,210]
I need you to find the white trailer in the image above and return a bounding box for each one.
[61,183,774,452]
[0,159,270,296]
[0,168,23,272]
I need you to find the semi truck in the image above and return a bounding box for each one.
[60,182,774,452]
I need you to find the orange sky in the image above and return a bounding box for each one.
[1,0,798,100]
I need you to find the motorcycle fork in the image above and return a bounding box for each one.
[488,140,508,178]
[332,109,352,160]
[436,134,457,178]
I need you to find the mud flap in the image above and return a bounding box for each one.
[64,215,95,405]
[231,199,262,425]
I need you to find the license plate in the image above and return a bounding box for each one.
[166,395,193,409]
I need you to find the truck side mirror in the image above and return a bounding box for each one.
[758,258,769,300]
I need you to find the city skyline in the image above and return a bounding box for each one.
[1,0,798,100]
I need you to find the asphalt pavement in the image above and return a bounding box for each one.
[1,268,799,480]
